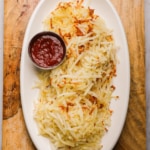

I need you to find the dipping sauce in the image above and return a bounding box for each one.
[28,32,66,69]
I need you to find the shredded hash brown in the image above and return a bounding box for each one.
[34,0,117,149]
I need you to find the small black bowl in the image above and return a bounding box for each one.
[28,31,66,70]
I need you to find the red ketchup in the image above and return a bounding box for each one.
[28,32,66,69]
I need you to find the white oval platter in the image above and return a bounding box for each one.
[20,0,130,150]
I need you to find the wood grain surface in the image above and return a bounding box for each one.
[3,0,146,149]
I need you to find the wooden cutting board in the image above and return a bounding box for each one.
[3,0,146,149]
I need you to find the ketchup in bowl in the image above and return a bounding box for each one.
[28,31,66,70]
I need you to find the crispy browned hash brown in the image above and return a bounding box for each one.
[34,0,117,150]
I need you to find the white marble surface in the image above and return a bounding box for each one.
[145,0,150,149]
[0,0,3,148]
[0,0,149,149]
